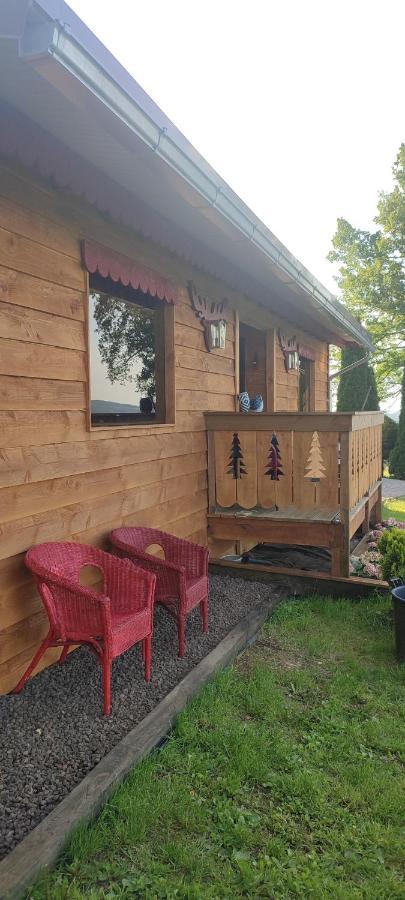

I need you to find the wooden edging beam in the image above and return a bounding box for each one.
[209,559,389,598]
[0,600,274,900]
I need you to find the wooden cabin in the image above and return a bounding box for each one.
[0,0,382,693]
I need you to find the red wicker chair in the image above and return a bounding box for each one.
[13,542,156,715]
[111,528,209,657]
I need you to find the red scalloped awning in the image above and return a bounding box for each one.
[82,240,177,303]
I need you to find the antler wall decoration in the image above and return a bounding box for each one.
[278,330,299,372]
[188,281,228,351]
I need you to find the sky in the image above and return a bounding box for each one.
[68,0,404,296]
[70,0,403,413]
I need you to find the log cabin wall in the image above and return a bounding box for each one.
[0,157,329,691]
[275,332,328,412]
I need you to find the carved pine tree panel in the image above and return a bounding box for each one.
[215,431,237,507]
[293,431,339,511]
[257,431,293,509]
[236,431,258,509]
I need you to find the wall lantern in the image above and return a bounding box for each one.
[188,281,227,352]
[278,330,299,372]
[206,319,227,350]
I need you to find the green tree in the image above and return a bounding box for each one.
[336,346,379,411]
[328,144,405,400]
[92,292,156,399]
[389,366,405,478]
[382,415,398,462]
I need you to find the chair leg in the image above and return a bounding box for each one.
[177,616,186,658]
[102,654,112,716]
[59,644,70,665]
[200,596,209,633]
[12,634,52,694]
[144,635,152,682]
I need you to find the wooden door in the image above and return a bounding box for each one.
[239,323,266,405]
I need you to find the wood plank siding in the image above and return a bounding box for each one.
[0,158,329,691]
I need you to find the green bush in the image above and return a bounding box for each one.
[382,415,398,462]
[389,367,405,479]
[336,346,379,412]
[379,528,405,582]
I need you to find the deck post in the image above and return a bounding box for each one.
[207,430,217,514]
[362,498,370,534]
[330,523,345,577]
[371,482,383,525]
[265,328,276,412]
[234,310,240,411]
[338,430,352,577]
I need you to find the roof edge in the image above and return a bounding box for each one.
[16,0,373,351]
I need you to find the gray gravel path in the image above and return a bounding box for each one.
[0,574,279,860]
[382,477,405,499]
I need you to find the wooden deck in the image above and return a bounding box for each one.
[213,506,339,521]
[205,411,384,577]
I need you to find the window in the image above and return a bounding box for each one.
[89,274,175,426]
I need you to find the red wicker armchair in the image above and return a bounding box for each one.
[13,542,156,715]
[111,528,209,657]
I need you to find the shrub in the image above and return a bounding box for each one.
[379,528,405,582]
[382,415,398,462]
[389,366,405,479]
[337,346,379,412]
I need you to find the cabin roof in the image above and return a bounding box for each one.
[0,0,373,350]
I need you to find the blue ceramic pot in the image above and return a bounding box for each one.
[239,391,250,412]
[250,394,264,412]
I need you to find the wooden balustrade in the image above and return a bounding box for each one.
[205,411,384,577]
[349,423,382,509]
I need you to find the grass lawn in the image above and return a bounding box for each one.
[30,595,405,899]
[382,495,405,522]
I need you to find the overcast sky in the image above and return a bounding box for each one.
[68,0,403,297]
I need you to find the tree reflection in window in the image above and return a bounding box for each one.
[92,290,156,400]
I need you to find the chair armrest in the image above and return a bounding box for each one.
[164,536,209,576]
[103,555,156,614]
[37,573,111,637]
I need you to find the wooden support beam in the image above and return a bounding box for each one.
[371,482,383,525]
[234,310,240,410]
[208,513,342,550]
[204,411,384,433]
[339,431,351,577]
[308,360,316,412]
[265,327,276,412]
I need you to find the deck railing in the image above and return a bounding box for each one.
[205,411,384,524]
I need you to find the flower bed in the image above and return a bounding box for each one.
[350,518,405,579]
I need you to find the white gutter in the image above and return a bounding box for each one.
[20,14,374,351]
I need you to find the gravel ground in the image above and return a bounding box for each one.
[0,574,278,860]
